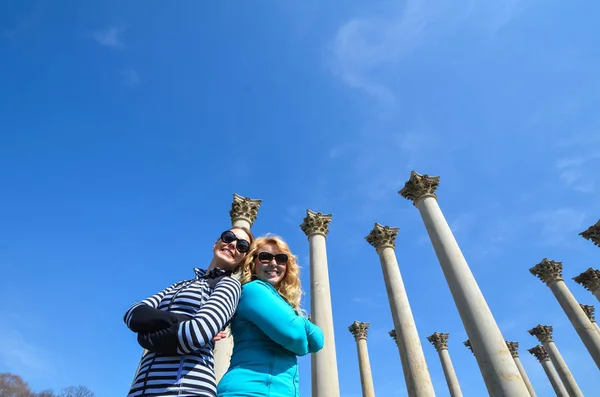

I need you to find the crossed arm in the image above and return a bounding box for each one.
[124,277,241,355]
[237,281,324,356]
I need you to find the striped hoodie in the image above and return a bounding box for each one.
[124,267,241,397]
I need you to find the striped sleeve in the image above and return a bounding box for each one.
[177,277,241,354]
[123,280,183,329]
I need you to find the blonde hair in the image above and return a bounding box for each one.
[238,234,303,312]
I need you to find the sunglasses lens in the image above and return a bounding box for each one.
[237,240,250,253]
[258,252,288,265]
[221,231,235,243]
[221,231,250,254]
[258,252,273,262]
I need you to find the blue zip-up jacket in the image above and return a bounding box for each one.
[216,280,324,397]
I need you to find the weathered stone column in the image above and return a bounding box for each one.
[530,259,600,368]
[580,220,600,247]
[214,193,262,383]
[506,341,536,397]
[427,333,462,397]
[301,210,340,397]
[366,223,435,397]
[573,268,600,303]
[580,304,600,335]
[528,325,583,397]
[399,171,528,397]
[528,346,569,397]
[349,321,376,397]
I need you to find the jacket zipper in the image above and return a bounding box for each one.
[141,280,193,396]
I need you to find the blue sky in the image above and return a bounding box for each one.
[1,0,600,396]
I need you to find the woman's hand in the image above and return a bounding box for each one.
[213,331,228,342]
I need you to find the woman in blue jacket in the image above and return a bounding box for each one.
[217,234,324,397]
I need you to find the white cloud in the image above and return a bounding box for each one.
[328,1,528,105]
[90,26,126,48]
[120,68,141,86]
[0,323,53,378]
[2,0,46,40]
[555,152,600,193]
[529,208,586,246]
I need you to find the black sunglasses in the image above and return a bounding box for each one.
[257,251,289,265]
[220,230,250,253]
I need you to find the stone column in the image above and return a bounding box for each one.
[349,321,376,397]
[214,193,262,384]
[579,220,600,247]
[301,209,340,397]
[427,332,463,397]
[530,259,600,368]
[366,223,435,397]
[399,171,528,397]
[506,341,536,397]
[528,346,569,397]
[528,325,583,397]
[580,304,600,335]
[573,268,600,303]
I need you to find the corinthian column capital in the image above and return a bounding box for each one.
[365,223,399,250]
[300,209,332,238]
[580,304,596,322]
[506,341,520,358]
[580,220,600,247]
[530,258,563,285]
[528,325,554,343]
[399,171,440,205]
[349,321,370,341]
[427,332,449,351]
[229,193,262,226]
[528,345,550,362]
[573,268,600,292]
[463,340,474,353]
[388,329,397,343]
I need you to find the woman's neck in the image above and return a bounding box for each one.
[207,258,220,272]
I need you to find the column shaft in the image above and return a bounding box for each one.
[213,327,234,383]
[595,322,600,335]
[540,360,569,397]
[513,357,536,397]
[438,349,462,397]
[309,234,340,397]
[416,196,527,396]
[594,289,600,303]
[311,354,317,397]
[379,246,435,397]
[543,341,583,397]
[356,338,376,397]
[549,281,600,368]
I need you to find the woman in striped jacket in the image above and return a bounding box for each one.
[123,227,254,397]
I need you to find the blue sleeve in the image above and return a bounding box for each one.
[237,281,319,356]
[306,320,324,354]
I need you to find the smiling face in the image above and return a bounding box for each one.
[212,228,252,271]
[254,242,288,286]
